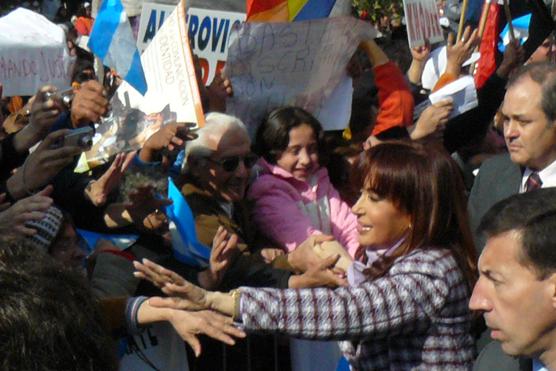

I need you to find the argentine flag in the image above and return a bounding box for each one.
[88,0,147,94]
[166,178,211,268]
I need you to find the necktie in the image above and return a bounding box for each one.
[526,171,542,192]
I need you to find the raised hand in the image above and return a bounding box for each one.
[446,26,480,77]
[7,130,82,199]
[410,40,431,63]
[12,86,62,153]
[198,226,239,289]
[139,122,197,162]
[85,151,136,206]
[206,72,233,112]
[70,80,109,127]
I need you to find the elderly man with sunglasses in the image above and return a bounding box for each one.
[180,112,344,290]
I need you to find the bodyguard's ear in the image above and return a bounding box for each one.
[548,273,556,309]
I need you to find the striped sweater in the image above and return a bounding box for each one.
[239,248,474,370]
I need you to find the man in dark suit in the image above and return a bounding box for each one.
[470,188,556,371]
[469,62,556,252]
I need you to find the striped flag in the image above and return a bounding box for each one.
[247,0,343,22]
[166,178,210,268]
[88,0,147,94]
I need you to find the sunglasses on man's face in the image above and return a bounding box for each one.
[206,153,258,172]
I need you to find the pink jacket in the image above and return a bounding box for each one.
[248,158,359,257]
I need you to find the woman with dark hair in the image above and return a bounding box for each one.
[135,141,478,370]
[250,106,359,262]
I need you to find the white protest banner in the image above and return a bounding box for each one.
[138,3,245,85]
[225,17,375,135]
[84,0,204,166]
[0,8,72,96]
[402,0,444,48]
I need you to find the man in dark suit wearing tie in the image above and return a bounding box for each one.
[469,62,556,253]
[471,188,556,371]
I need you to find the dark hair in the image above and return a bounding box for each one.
[254,106,324,164]
[478,188,556,278]
[357,141,477,288]
[507,61,556,122]
[71,58,95,84]
[0,241,118,371]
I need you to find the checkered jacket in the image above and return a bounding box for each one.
[240,248,474,370]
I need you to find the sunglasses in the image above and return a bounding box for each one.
[206,153,258,172]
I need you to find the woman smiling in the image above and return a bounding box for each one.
[134,141,478,370]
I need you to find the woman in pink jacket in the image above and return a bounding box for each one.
[249,106,359,259]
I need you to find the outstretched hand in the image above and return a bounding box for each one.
[289,254,348,289]
[134,258,210,310]
[166,309,245,357]
[136,299,246,357]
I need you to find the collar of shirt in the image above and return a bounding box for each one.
[520,158,556,193]
[347,235,407,287]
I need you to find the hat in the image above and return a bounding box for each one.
[84,2,91,8]
[25,206,63,251]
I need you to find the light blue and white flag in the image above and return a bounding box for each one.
[88,0,147,94]
[498,13,531,52]
[166,177,211,268]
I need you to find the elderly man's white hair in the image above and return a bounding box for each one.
[181,112,249,173]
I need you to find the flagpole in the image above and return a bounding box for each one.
[457,0,470,40]
[503,0,516,42]
[470,0,492,75]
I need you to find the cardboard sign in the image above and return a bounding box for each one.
[225,16,376,135]
[138,3,245,84]
[0,8,72,96]
[85,0,204,165]
[402,0,444,48]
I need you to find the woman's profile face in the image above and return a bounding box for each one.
[352,189,411,248]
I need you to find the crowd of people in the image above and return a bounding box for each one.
[2,0,556,370]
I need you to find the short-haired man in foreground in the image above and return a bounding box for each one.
[470,188,556,370]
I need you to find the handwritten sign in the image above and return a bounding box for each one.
[0,8,72,96]
[225,16,375,135]
[403,0,444,48]
[138,3,245,85]
[85,1,203,166]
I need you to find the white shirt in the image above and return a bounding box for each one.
[520,159,556,193]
